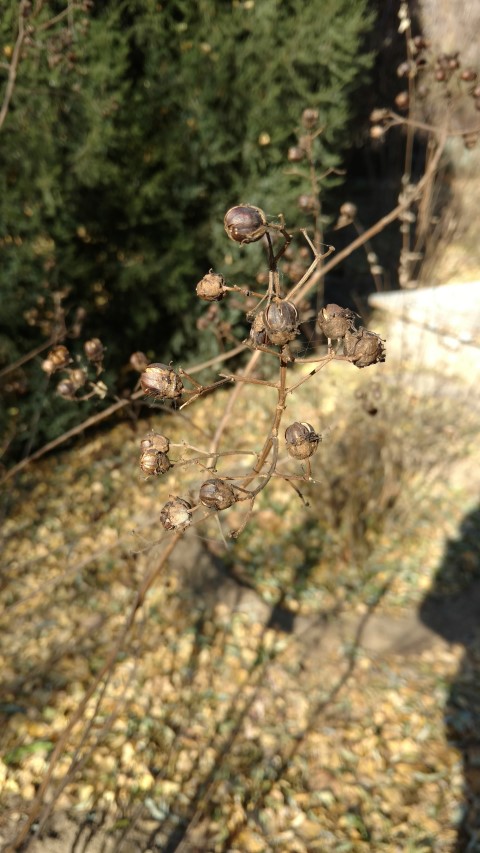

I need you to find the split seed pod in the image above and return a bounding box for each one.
[42,345,70,373]
[140,433,170,454]
[160,497,192,531]
[140,363,183,399]
[249,313,271,348]
[285,422,321,459]
[316,304,356,341]
[224,204,267,244]
[196,271,227,302]
[84,338,104,363]
[199,478,236,511]
[343,328,386,368]
[263,299,298,345]
[140,448,171,476]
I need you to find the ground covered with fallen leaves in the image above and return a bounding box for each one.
[1,355,480,852]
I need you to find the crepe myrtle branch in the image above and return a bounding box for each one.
[134,205,386,538]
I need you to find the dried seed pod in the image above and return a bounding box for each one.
[84,338,104,363]
[394,91,409,110]
[196,271,226,302]
[199,478,236,511]
[287,145,305,162]
[139,448,171,476]
[339,202,357,220]
[435,69,446,82]
[263,299,298,345]
[140,432,170,453]
[69,368,87,389]
[301,108,319,128]
[160,497,192,531]
[316,304,356,341]
[285,422,320,460]
[369,108,388,123]
[224,204,267,244]
[42,345,70,373]
[56,378,76,398]
[343,328,386,368]
[370,125,385,140]
[129,351,149,372]
[140,362,183,399]
[396,61,411,78]
[249,313,271,348]
[460,68,477,82]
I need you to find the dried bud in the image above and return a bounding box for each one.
[301,108,319,128]
[129,351,149,372]
[199,478,236,511]
[370,125,385,140]
[140,448,171,476]
[69,368,87,389]
[43,345,70,373]
[196,271,226,302]
[285,422,320,460]
[339,202,357,220]
[396,61,411,78]
[56,379,76,398]
[369,108,389,123]
[224,204,267,244]
[298,194,318,213]
[140,432,170,453]
[249,313,271,348]
[160,497,192,531]
[343,328,386,368]
[316,304,356,341]
[263,299,298,345]
[84,338,104,362]
[287,145,306,162]
[460,68,477,82]
[394,91,409,110]
[140,363,183,399]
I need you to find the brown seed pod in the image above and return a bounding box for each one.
[129,351,149,372]
[396,61,411,78]
[224,204,267,244]
[84,338,104,363]
[394,91,409,111]
[139,448,171,476]
[140,363,183,399]
[263,299,298,345]
[56,378,76,398]
[69,368,87,390]
[285,422,320,459]
[297,193,318,213]
[343,328,386,368]
[435,69,446,82]
[339,202,357,220]
[370,125,385,140]
[287,145,305,162]
[196,271,227,302]
[460,68,477,82]
[199,478,236,511]
[249,313,271,348]
[369,108,388,123]
[140,432,170,453]
[301,108,319,128]
[316,304,356,341]
[160,497,192,531]
[42,345,70,373]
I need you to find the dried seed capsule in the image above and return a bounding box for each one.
[196,271,226,302]
[369,108,388,123]
[56,378,76,398]
[285,422,320,459]
[264,299,299,345]
[395,91,409,110]
[316,304,356,341]
[460,68,477,82]
[297,194,318,213]
[42,345,70,373]
[249,313,271,348]
[84,338,104,362]
[224,204,267,244]
[160,497,192,531]
[199,478,236,511]
[140,363,183,399]
[301,107,319,128]
[129,351,149,372]
[339,202,357,220]
[287,145,305,162]
[69,368,87,389]
[140,432,170,453]
[370,125,385,140]
[140,448,171,476]
[343,328,386,368]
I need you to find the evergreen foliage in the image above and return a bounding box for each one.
[0,0,374,459]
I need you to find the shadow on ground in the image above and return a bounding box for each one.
[420,502,480,852]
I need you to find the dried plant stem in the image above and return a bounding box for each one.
[7,532,182,852]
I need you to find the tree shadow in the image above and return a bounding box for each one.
[419,503,480,852]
